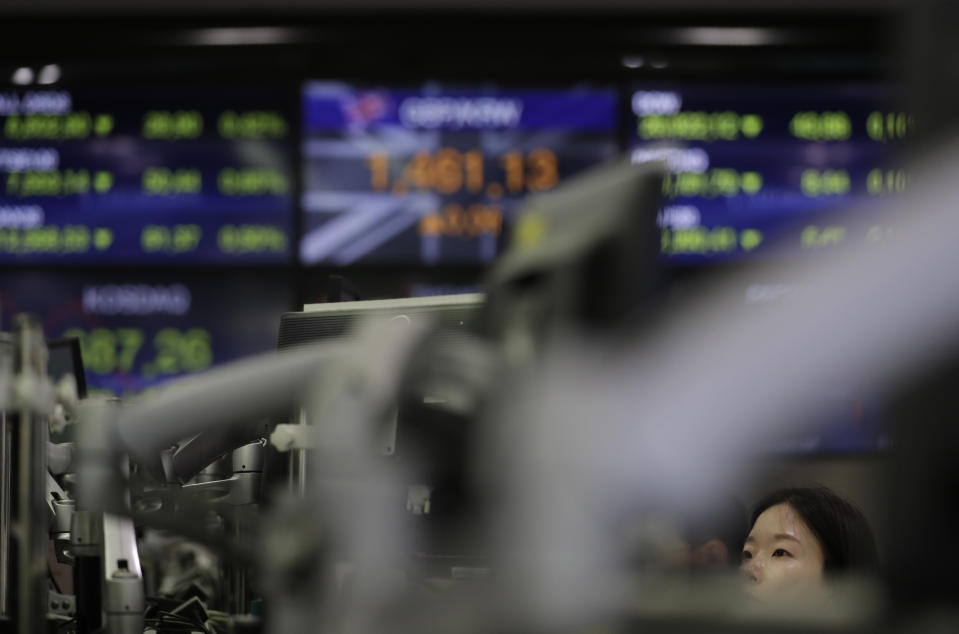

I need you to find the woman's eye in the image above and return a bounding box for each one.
[742,551,753,561]
[772,548,791,557]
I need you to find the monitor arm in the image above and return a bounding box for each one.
[75,341,349,515]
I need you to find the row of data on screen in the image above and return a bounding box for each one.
[0,82,908,265]
[0,269,888,454]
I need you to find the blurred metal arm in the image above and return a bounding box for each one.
[114,342,348,478]
[170,419,269,483]
[47,440,73,475]
[75,341,348,516]
[179,439,265,507]
[47,472,75,564]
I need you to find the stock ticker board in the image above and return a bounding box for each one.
[299,82,620,265]
[0,272,293,396]
[0,82,906,267]
[633,84,909,263]
[299,81,906,266]
[0,87,293,264]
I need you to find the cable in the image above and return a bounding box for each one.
[47,568,62,594]
[145,610,209,633]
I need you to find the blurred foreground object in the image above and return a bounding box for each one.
[59,144,959,633]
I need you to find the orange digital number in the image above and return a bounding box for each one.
[432,148,464,195]
[366,153,389,191]
[418,203,503,238]
[500,151,524,194]
[526,148,559,192]
[407,152,433,190]
[465,149,484,193]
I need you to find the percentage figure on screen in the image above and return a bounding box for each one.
[418,203,503,238]
[866,111,913,142]
[217,168,288,196]
[218,110,288,139]
[866,168,908,195]
[217,224,287,253]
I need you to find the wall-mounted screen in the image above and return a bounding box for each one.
[300,82,619,265]
[0,271,294,396]
[0,86,293,264]
[628,84,907,263]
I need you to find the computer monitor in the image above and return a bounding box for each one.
[275,294,489,567]
[0,332,86,399]
[484,158,665,339]
[277,293,485,351]
[276,292,486,460]
[47,337,88,399]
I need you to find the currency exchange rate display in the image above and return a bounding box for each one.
[300,82,619,265]
[0,272,293,396]
[0,87,293,264]
[629,84,909,263]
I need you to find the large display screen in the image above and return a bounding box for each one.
[0,272,293,396]
[629,84,908,263]
[300,82,619,265]
[0,87,293,264]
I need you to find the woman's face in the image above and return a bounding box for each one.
[741,503,825,601]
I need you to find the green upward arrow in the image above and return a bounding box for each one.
[741,115,764,138]
[93,171,114,193]
[740,229,763,251]
[94,114,114,137]
[93,228,114,251]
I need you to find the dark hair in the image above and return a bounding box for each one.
[749,486,878,574]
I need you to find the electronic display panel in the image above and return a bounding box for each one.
[300,82,619,265]
[0,272,294,396]
[661,271,891,454]
[0,86,293,264]
[763,397,889,454]
[628,84,909,263]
